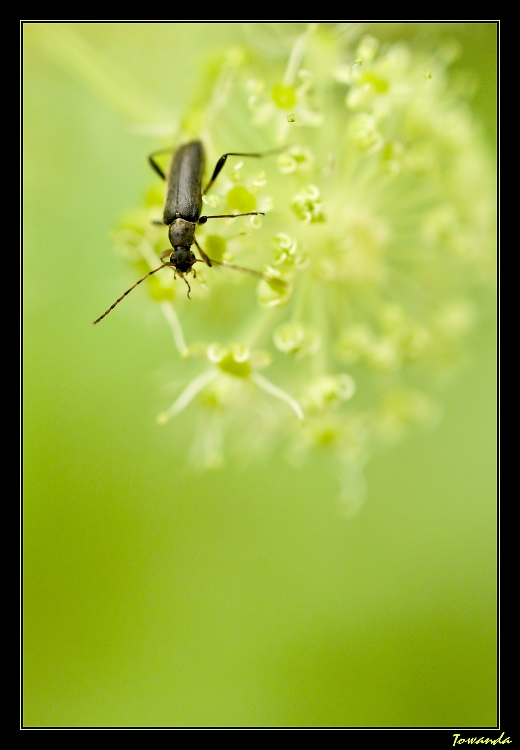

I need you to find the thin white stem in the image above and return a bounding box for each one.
[283,25,314,86]
[157,369,218,424]
[160,302,188,357]
[251,373,304,421]
[140,239,165,271]
[138,240,188,358]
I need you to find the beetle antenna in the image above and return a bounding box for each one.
[181,273,192,298]
[204,257,287,286]
[93,264,167,324]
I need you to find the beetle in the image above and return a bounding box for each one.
[94,140,283,324]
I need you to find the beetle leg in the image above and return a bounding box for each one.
[193,237,212,267]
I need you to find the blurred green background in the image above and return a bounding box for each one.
[23,23,496,727]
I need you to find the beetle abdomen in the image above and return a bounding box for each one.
[163,140,204,225]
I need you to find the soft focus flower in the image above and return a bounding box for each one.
[111,25,495,510]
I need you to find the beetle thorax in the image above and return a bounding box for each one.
[168,218,196,248]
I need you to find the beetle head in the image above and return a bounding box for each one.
[169,246,197,274]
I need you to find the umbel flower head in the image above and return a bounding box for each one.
[112,25,495,513]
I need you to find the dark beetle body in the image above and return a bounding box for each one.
[163,141,205,273]
[93,140,281,324]
[150,138,272,275]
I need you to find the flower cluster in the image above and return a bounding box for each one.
[112,25,495,512]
